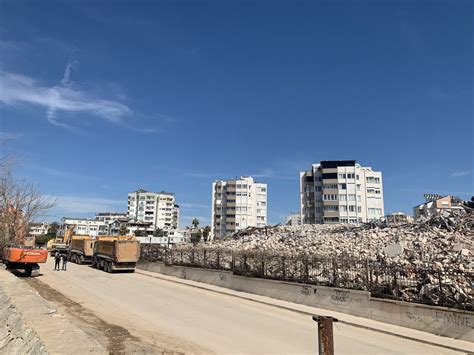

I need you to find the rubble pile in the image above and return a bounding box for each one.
[164,209,472,309]
[203,210,473,272]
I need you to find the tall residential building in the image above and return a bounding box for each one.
[127,189,179,230]
[300,160,384,224]
[211,176,267,239]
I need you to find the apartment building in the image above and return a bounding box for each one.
[59,217,108,237]
[127,189,179,229]
[211,176,267,239]
[300,160,384,224]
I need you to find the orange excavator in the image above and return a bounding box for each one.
[2,245,48,276]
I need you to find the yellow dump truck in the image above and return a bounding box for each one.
[69,236,95,264]
[91,236,140,273]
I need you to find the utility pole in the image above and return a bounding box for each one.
[312,315,338,355]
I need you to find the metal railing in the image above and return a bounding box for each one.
[140,245,473,311]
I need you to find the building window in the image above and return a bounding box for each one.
[338,183,347,190]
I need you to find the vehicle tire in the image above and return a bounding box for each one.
[78,255,83,265]
[24,264,32,277]
[106,262,111,273]
[91,258,97,268]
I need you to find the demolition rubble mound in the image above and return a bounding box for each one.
[206,209,473,272]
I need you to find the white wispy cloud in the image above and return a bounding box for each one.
[0,58,134,130]
[179,202,209,209]
[47,195,125,214]
[251,169,296,180]
[450,170,471,177]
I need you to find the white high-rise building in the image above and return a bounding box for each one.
[300,160,384,224]
[127,189,179,230]
[211,176,267,239]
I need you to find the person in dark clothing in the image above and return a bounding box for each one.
[61,254,68,271]
[54,252,60,271]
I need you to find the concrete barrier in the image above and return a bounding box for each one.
[137,261,474,342]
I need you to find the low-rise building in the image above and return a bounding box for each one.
[285,213,301,226]
[59,217,108,237]
[385,212,413,225]
[95,212,128,225]
[29,222,50,236]
[413,195,464,221]
[135,229,186,247]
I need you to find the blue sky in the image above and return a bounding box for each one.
[0,0,472,226]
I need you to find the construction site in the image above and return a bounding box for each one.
[1,208,472,354]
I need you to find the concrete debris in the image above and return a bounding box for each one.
[202,209,473,272]
[169,209,473,309]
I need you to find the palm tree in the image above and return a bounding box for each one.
[191,218,200,229]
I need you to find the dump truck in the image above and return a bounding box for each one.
[69,236,95,264]
[2,245,48,276]
[91,236,140,273]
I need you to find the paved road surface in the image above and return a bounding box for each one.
[28,259,460,354]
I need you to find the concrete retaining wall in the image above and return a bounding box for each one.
[138,261,474,342]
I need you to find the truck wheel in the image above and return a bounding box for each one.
[91,258,97,268]
[24,264,32,277]
[78,256,83,265]
[106,262,112,273]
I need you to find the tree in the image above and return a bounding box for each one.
[119,225,128,236]
[202,225,211,242]
[134,230,146,237]
[47,222,59,238]
[0,172,56,249]
[35,233,54,246]
[191,218,200,229]
[153,228,164,237]
[191,230,202,244]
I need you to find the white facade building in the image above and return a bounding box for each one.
[127,189,179,230]
[135,229,186,246]
[285,213,301,226]
[29,222,50,236]
[59,217,108,237]
[211,176,267,239]
[95,212,128,225]
[300,160,384,224]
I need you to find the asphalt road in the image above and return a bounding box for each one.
[31,259,461,354]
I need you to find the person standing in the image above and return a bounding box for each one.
[61,254,68,271]
[54,251,60,271]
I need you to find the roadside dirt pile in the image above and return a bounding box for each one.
[0,286,46,354]
[207,209,473,272]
